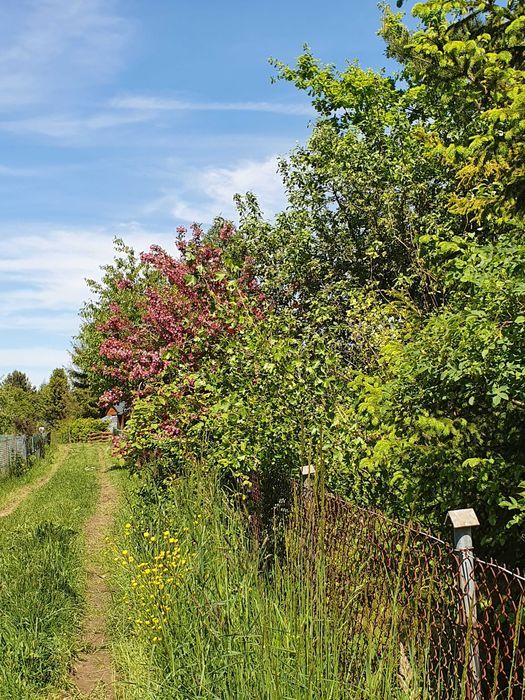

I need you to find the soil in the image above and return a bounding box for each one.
[0,444,70,519]
[68,446,119,699]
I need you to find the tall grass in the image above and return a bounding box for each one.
[0,444,99,699]
[110,468,451,699]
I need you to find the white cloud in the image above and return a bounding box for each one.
[149,155,286,224]
[0,0,131,110]
[0,96,311,142]
[0,312,80,334]
[111,95,313,117]
[0,223,177,324]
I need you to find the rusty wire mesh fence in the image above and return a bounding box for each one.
[0,433,47,478]
[282,484,524,700]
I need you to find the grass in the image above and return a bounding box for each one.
[109,468,452,699]
[0,443,100,699]
[0,444,55,510]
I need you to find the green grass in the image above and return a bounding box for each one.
[0,444,55,510]
[109,469,450,700]
[0,444,100,699]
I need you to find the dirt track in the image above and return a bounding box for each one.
[69,446,118,699]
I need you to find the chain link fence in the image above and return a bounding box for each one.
[285,484,524,699]
[0,433,48,478]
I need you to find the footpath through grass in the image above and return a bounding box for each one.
[0,443,99,699]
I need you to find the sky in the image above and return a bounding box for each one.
[0,0,403,386]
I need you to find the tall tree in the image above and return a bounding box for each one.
[232,0,525,557]
[1,370,35,393]
[40,368,72,428]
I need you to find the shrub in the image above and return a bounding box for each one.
[55,417,107,443]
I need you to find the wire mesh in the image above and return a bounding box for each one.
[285,483,524,699]
[0,433,48,477]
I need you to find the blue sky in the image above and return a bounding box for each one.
[0,0,402,386]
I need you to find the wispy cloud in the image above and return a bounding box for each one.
[0,96,311,141]
[0,110,151,140]
[148,155,286,224]
[111,95,313,117]
[0,163,39,177]
[0,0,131,110]
[0,224,177,325]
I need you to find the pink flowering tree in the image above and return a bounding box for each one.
[75,224,263,469]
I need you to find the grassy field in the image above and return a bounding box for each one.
[108,469,439,700]
[0,444,99,699]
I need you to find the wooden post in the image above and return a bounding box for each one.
[301,464,315,488]
[447,508,481,700]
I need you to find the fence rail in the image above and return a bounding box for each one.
[0,433,48,478]
[87,431,113,443]
[286,484,524,699]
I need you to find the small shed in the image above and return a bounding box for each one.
[105,401,129,430]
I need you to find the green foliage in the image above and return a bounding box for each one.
[382,0,525,224]
[500,480,525,532]
[68,364,103,419]
[0,384,40,434]
[40,368,72,429]
[1,370,35,393]
[238,55,451,310]
[0,367,77,435]
[229,0,525,559]
[55,417,109,443]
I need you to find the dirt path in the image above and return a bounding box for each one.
[0,444,70,519]
[69,446,119,699]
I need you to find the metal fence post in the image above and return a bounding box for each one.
[448,508,481,700]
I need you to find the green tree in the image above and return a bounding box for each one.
[67,361,102,419]
[382,0,525,224]
[73,0,525,561]
[231,0,525,558]
[40,368,72,428]
[0,385,39,434]
[1,370,35,393]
